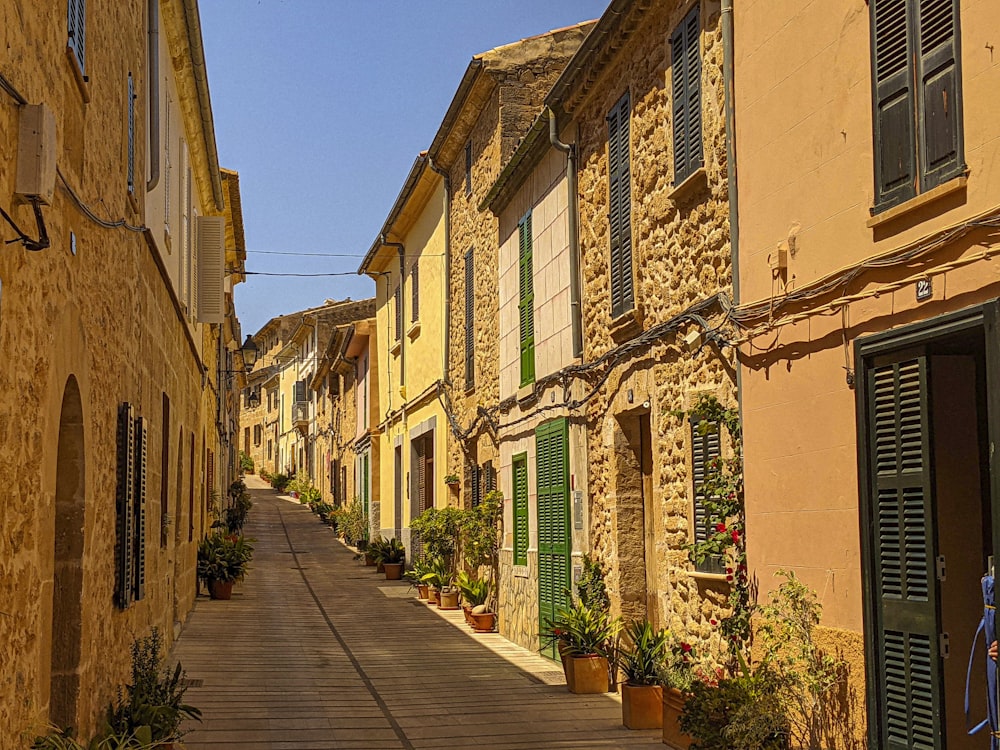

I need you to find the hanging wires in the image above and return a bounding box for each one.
[57,166,146,233]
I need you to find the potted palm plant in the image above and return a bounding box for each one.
[197,533,254,600]
[379,538,406,580]
[366,536,388,570]
[456,571,495,631]
[405,560,431,599]
[619,620,668,729]
[422,556,459,609]
[546,602,621,693]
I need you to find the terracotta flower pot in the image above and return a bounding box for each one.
[427,588,440,605]
[622,683,663,730]
[462,605,474,625]
[438,589,460,610]
[208,579,233,600]
[470,611,496,633]
[383,562,403,580]
[416,584,429,600]
[565,654,610,694]
[364,553,376,567]
[376,561,385,573]
[662,687,693,749]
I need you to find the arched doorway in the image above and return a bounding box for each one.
[50,376,85,729]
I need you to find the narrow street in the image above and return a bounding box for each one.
[171,477,662,750]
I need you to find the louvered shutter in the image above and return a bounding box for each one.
[394,284,402,342]
[917,0,962,190]
[416,438,427,514]
[465,249,475,388]
[127,73,136,194]
[691,419,724,574]
[872,0,918,209]
[865,355,942,750]
[133,417,148,601]
[484,460,496,494]
[411,259,419,322]
[607,94,633,319]
[116,404,136,609]
[518,212,535,386]
[468,460,482,508]
[294,380,306,404]
[362,452,370,518]
[68,0,86,71]
[536,418,571,658]
[196,216,225,324]
[671,7,703,184]
[513,454,529,566]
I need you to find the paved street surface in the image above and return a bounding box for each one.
[172,477,662,749]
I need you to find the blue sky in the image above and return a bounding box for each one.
[198,0,609,337]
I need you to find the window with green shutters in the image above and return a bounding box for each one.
[512,453,528,566]
[870,0,963,213]
[464,248,475,389]
[670,6,703,185]
[518,212,535,386]
[691,418,724,575]
[394,284,402,342]
[67,0,86,73]
[536,417,571,659]
[411,258,419,322]
[607,92,634,319]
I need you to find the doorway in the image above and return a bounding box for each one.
[537,417,571,659]
[614,411,656,626]
[857,302,999,750]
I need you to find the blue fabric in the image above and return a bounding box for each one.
[966,574,997,748]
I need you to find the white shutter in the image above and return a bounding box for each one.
[196,215,225,324]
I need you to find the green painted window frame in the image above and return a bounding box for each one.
[512,452,528,566]
[518,211,535,387]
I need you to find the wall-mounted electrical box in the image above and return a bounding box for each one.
[15,104,57,205]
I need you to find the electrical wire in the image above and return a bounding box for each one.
[243,271,369,277]
[57,166,147,233]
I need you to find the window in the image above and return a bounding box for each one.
[465,141,473,197]
[253,424,262,445]
[67,0,86,73]
[464,248,475,388]
[871,0,963,212]
[607,92,634,319]
[512,454,529,566]
[394,284,402,342]
[411,258,419,322]
[671,6,703,184]
[127,73,136,194]
[518,212,535,386]
[160,395,170,548]
[691,418,724,574]
[115,404,147,608]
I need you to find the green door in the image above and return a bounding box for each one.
[862,353,942,749]
[536,418,571,659]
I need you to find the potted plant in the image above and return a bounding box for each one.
[197,533,254,600]
[456,571,494,630]
[444,473,460,488]
[422,556,459,609]
[366,536,388,570]
[379,538,406,580]
[545,601,621,694]
[618,620,668,729]
[405,560,431,599]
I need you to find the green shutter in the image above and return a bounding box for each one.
[607,93,633,319]
[513,453,529,566]
[671,6,703,184]
[518,212,535,386]
[536,418,571,659]
[411,259,419,322]
[864,355,942,750]
[691,418,724,575]
[394,284,402,342]
[917,0,962,190]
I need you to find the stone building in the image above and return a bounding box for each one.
[429,23,595,512]
[732,0,1000,745]
[0,0,243,744]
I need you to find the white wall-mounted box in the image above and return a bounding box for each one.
[15,104,57,205]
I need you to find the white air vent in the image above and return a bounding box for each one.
[196,215,225,324]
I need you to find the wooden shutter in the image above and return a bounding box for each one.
[468,460,482,508]
[671,6,703,184]
[691,418,724,574]
[133,417,148,602]
[536,418,571,656]
[196,216,225,324]
[607,93,633,319]
[67,0,86,71]
[394,284,402,342]
[127,73,136,194]
[294,379,306,403]
[513,454,529,566]
[416,438,427,514]
[465,248,475,388]
[115,404,136,609]
[518,213,535,386]
[411,259,419,322]
[872,0,918,208]
[864,355,942,750]
[362,452,370,517]
[917,0,962,190]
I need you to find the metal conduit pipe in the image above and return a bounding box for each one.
[146,0,160,191]
[428,158,452,383]
[382,235,406,411]
[548,108,584,359]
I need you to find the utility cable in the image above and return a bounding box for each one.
[57,166,146,233]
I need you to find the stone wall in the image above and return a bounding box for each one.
[569,0,737,649]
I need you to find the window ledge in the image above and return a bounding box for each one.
[513,564,529,579]
[669,166,708,202]
[609,308,643,343]
[687,570,730,583]
[866,175,968,229]
[407,321,421,339]
[66,47,90,103]
[389,340,401,357]
[517,384,536,403]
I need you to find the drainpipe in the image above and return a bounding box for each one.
[548,108,584,359]
[428,158,452,383]
[146,0,160,191]
[382,237,406,414]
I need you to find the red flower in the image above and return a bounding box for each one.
[715,522,727,533]
[731,530,740,543]
[680,642,692,653]
[726,575,734,582]
[710,618,717,626]
[725,567,733,574]
[552,628,563,636]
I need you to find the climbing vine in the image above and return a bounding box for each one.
[684,394,751,665]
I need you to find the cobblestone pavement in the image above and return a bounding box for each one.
[171,477,663,750]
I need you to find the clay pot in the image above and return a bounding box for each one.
[416,584,429,600]
[427,588,440,605]
[565,654,610,694]
[622,683,663,730]
[438,589,460,610]
[376,561,385,573]
[470,611,497,633]
[364,553,376,567]
[208,580,233,600]
[462,605,474,625]
[662,687,693,749]
[383,562,403,580]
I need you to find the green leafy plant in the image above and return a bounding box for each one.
[31,726,163,749]
[197,533,254,585]
[444,473,460,485]
[377,537,406,564]
[620,620,669,686]
[224,480,253,534]
[238,451,254,474]
[339,500,370,544]
[577,554,610,613]
[544,601,622,657]
[421,555,456,592]
[456,570,490,608]
[269,472,290,492]
[410,506,462,561]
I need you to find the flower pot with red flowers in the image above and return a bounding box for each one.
[619,620,668,730]
[544,601,621,694]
